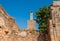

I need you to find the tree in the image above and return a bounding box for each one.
[36,6,51,30]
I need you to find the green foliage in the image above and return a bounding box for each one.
[36,6,50,30]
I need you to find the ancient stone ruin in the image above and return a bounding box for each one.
[0,0,60,41]
[49,1,60,41]
[0,6,41,41]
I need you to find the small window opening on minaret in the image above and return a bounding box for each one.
[5,31,9,34]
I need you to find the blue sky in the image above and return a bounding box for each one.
[0,0,53,30]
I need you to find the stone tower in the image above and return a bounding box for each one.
[27,11,36,30]
[49,1,60,41]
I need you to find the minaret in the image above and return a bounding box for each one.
[27,11,36,30]
[30,11,33,20]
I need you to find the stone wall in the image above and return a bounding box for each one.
[0,30,39,41]
[0,30,49,41]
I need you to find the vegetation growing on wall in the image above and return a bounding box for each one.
[36,6,51,30]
